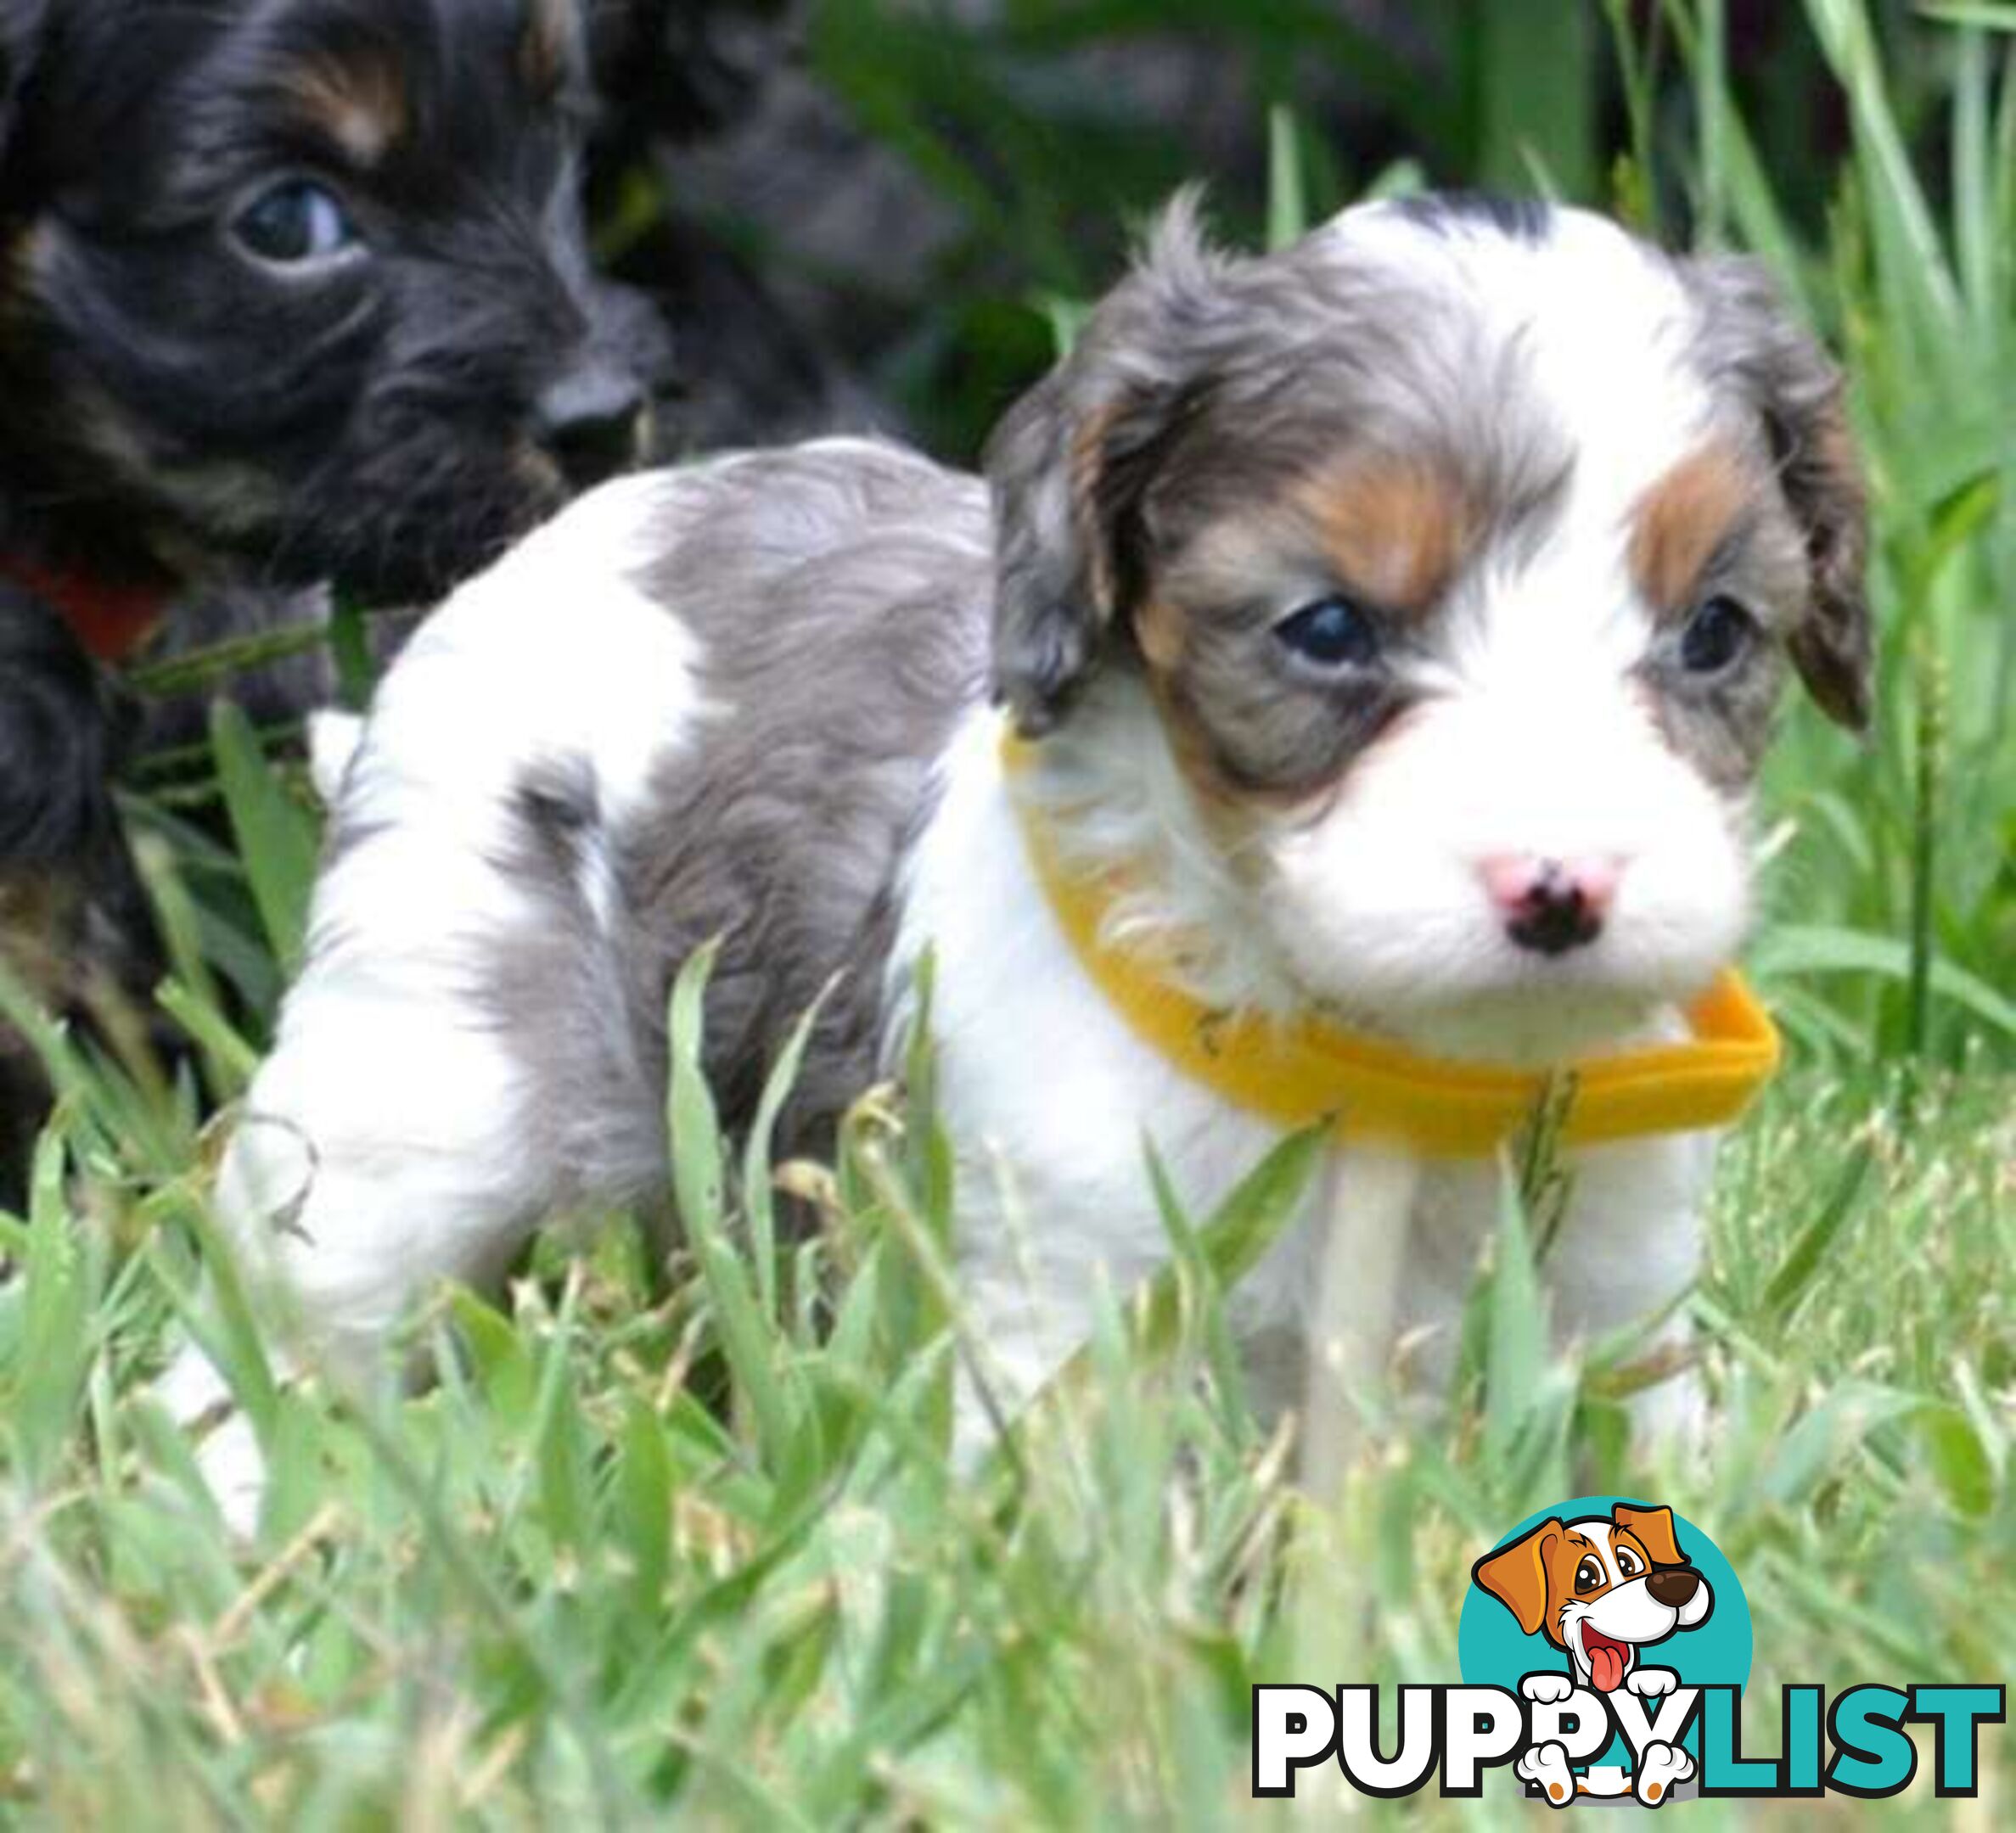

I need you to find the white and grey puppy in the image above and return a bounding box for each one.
[164,194,1870,1511]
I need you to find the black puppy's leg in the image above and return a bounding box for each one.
[0,585,123,866]
[0,586,130,1203]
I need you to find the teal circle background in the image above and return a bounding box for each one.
[1457,1495,1753,1769]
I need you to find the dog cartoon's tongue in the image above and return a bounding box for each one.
[1585,1629,1631,1693]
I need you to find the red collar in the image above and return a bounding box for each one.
[3,554,167,662]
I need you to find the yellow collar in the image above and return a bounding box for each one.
[1001,732,1780,1157]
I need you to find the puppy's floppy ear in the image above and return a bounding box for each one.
[986,191,1232,733]
[1688,255,1873,732]
[0,0,48,164]
[1471,1519,1562,1639]
[1612,1503,1685,1567]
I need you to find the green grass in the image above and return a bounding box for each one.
[2,1,2013,1823]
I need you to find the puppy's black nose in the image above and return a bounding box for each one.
[533,366,646,489]
[1480,854,1617,957]
[1646,1567,1700,1608]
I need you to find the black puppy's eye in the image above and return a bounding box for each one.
[1679,595,1756,675]
[1275,594,1379,669]
[1575,1556,1604,1594]
[233,180,359,265]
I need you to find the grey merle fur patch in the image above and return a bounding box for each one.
[477,445,991,1189]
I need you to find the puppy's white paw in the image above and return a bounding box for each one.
[1521,1671,1575,1705]
[195,1409,269,1540]
[154,1345,267,1540]
[1516,1741,1576,1808]
[1627,1665,1679,1698]
[1633,1741,1693,1805]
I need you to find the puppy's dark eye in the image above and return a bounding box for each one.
[1575,1556,1604,1594]
[1616,1548,1643,1577]
[1275,594,1379,669]
[1679,595,1755,675]
[233,181,359,266]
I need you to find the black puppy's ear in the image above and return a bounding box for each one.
[0,0,48,162]
[986,192,1232,734]
[1689,255,1873,732]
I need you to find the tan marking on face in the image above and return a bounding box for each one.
[1134,596,1186,673]
[1629,443,1755,617]
[520,0,576,101]
[287,52,410,165]
[1297,458,1472,612]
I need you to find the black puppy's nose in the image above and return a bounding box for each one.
[533,366,646,489]
[1646,1567,1700,1608]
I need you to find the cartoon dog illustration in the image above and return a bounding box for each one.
[1473,1503,1714,1807]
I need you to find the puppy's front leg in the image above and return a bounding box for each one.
[1300,1141,1420,1501]
[949,1159,1165,1468]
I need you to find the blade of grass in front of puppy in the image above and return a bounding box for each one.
[143,1184,279,1439]
[531,1270,598,1558]
[1914,1399,1996,1518]
[127,623,330,699]
[132,830,262,1101]
[1482,1167,1547,1472]
[667,941,795,1470]
[7,1128,106,1490]
[1762,1146,1873,1319]
[1144,1140,1252,1443]
[333,1393,638,1826]
[152,979,260,1103]
[326,592,376,712]
[743,982,834,1330]
[210,701,318,978]
[896,954,957,1451]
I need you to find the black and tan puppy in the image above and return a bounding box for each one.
[0,0,672,1186]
